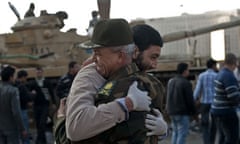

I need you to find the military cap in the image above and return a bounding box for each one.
[80,18,133,49]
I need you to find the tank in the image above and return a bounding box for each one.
[0,10,91,78]
[2,1,240,79]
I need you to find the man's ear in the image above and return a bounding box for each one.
[133,47,139,59]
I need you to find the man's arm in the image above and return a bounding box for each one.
[224,74,240,101]
[66,64,151,141]
[11,88,26,134]
[193,74,202,101]
[66,65,125,141]
[56,76,67,99]
[185,81,196,115]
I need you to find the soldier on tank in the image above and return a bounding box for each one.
[24,3,35,18]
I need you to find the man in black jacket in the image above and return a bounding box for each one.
[166,63,196,144]
[15,70,32,144]
[28,67,56,144]
[56,61,80,99]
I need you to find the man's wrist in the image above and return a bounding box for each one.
[125,97,133,111]
[116,98,129,120]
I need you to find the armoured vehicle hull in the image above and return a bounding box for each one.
[2,0,240,80]
[0,13,91,78]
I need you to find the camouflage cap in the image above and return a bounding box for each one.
[79,18,133,49]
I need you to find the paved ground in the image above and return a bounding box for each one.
[160,130,202,144]
[29,129,203,144]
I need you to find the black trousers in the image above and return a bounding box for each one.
[34,105,49,144]
[214,112,239,144]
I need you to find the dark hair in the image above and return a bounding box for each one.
[17,70,28,78]
[92,11,98,17]
[177,63,188,74]
[68,61,77,69]
[36,66,43,71]
[225,53,237,65]
[206,58,217,68]
[132,24,163,52]
[1,66,15,81]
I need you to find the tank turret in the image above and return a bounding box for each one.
[0,9,91,78]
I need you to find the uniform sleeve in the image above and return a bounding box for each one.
[66,65,126,141]
[11,88,25,132]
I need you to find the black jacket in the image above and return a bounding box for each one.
[15,80,32,110]
[166,75,196,115]
[27,78,55,106]
[56,73,75,99]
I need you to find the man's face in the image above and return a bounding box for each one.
[135,45,161,71]
[183,68,190,77]
[71,64,80,75]
[20,76,28,83]
[93,47,122,78]
[36,69,43,79]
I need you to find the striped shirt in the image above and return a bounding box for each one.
[194,69,217,104]
[211,67,240,115]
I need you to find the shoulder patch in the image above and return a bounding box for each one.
[98,81,116,96]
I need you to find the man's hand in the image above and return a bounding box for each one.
[57,97,67,118]
[145,108,168,136]
[126,81,151,111]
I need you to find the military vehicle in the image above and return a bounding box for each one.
[1,0,240,81]
[0,4,92,78]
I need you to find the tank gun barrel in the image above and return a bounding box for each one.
[8,2,21,21]
[163,18,240,43]
[97,0,111,19]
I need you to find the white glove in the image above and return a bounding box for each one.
[145,108,168,136]
[127,81,151,111]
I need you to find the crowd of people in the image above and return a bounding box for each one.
[0,17,239,144]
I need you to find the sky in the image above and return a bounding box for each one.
[0,0,240,35]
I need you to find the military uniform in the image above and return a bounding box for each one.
[65,63,126,141]
[76,63,164,144]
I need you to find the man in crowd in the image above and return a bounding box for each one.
[56,61,80,99]
[24,3,35,18]
[0,66,27,144]
[211,53,240,144]
[194,58,218,144]
[28,67,56,144]
[166,62,196,144]
[15,70,33,144]
[66,19,166,143]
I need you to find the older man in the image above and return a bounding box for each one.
[65,19,164,144]
[211,53,240,144]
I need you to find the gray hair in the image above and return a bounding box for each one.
[110,43,135,57]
